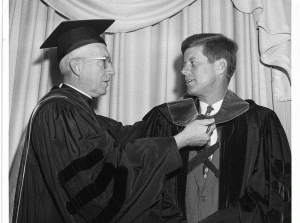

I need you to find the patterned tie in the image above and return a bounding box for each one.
[203,105,214,180]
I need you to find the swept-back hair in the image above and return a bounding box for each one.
[181,33,238,80]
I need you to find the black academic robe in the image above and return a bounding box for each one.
[12,84,182,223]
[140,90,291,223]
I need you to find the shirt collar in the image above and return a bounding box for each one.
[60,83,92,100]
[199,100,223,115]
[58,83,93,105]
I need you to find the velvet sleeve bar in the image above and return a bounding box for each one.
[13,90,182,223]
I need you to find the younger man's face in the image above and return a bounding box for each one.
[181,45,219,98]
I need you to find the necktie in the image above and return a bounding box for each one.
[205,105,214,116]
[203,105,214,180]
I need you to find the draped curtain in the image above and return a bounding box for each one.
[9,0,291,220]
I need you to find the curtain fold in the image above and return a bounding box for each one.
[232,0,291,101]
[43,0,197,32]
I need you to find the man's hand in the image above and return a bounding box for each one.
[174,119,215,149]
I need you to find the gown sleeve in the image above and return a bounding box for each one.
[95,114,145,144]
[96,107,187,222]
[142,106,187,222]
[18,97,182,223]
[200,109,291,223]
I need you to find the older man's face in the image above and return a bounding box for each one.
[181,46,219,99]
[78,43,115,97]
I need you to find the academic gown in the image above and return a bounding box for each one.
[140,90,291,223]
[12,84,182,223]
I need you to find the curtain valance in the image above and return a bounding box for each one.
[43,0,197,32]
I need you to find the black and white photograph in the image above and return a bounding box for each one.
[2,0,296,222]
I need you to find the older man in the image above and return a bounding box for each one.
[11,20,215,223]
[141,33,291,222]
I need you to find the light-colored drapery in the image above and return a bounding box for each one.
[231,0,292,142]
[9,0,291,220]
[43,0,291,102]
[43,0,197,33]
[232,0,291,101]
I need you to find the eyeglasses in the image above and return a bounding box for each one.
[74,57,112,69]
[88,57,112,69]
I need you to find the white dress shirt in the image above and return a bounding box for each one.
[199,99,223,145]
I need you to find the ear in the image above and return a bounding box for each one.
[214,58,227,76]
[69,58,83,76]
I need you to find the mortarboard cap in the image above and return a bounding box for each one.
[40,19,115,62]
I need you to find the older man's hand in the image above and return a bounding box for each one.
[174,119,215,149]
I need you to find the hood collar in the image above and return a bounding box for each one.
[167,90,249,126]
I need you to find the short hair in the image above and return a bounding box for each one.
[181,33,238,80]
[59,45,84,77]
[59,53,72,76]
